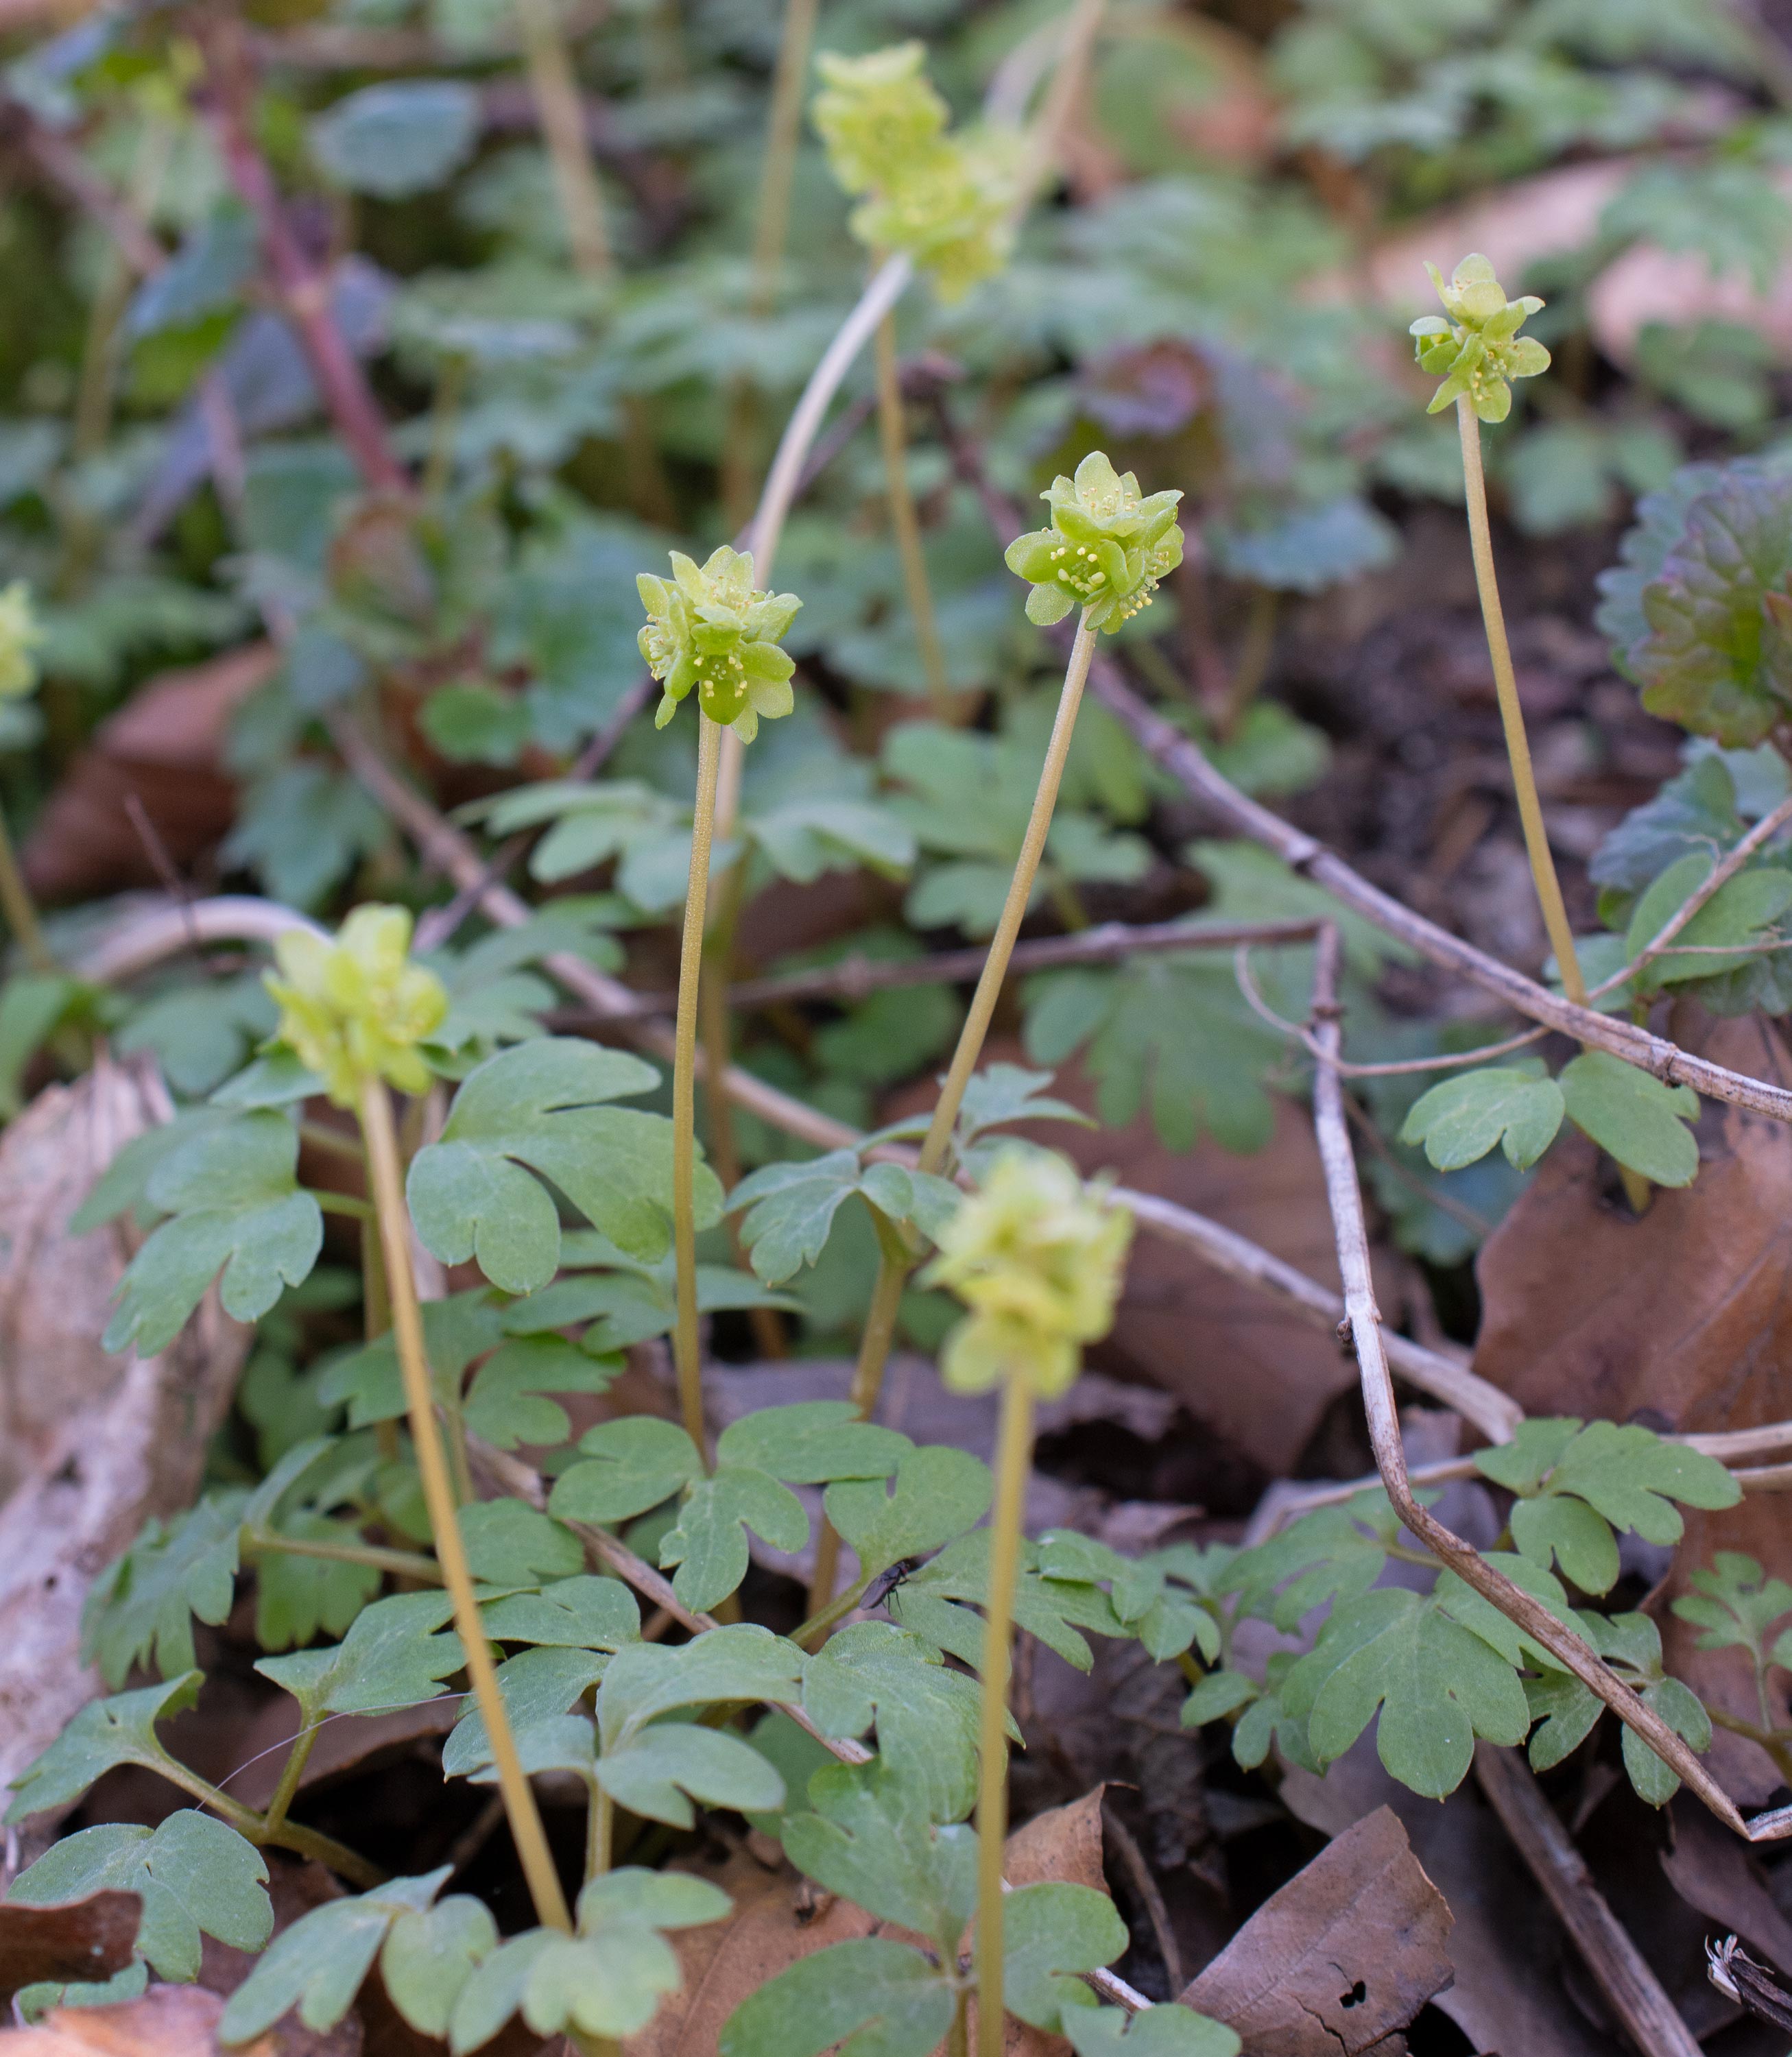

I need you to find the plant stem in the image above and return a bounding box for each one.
[586,1782,613,1884]
[357,1075,572,1934]
[919,612,1097,1176]
[243,1527,444,1583]
[514,0,612,278]
[975,1375,1034,2057]
[0,799,53,973]
[315,1190,376,1223]
[260,1721,320,1838]
[793,1569,872,1649]
[948,1986,969,2057]
[422,354,468,506]
[806,1205,911,1613]
[875,307,951,715]
[361,1213,401,1465]
[672,714,724,1463]
[1455,401,1584,1009]
[155,1758,383,1888]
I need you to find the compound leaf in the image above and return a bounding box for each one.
[826,1445,993,1579]
[7,1674,202,1823]
[782,1758,977,1949]
[1399,1061,1564,1172]
[1557,1052,1701,1187]
[718,1937,953,2057]
[82,1494,245,1687]
[801,1622,983,1823]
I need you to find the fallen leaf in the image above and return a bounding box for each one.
[0,1982,357,2054]
[1472,1011,1792,1801]
[0,1055,250,1827]
[21,643,278,904]
[1659,1798,1792,1979]
[1282,1744,1610,2057]
[0,1897,141,2001]
[1179,1805,1452,2055]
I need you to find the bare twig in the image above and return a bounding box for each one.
[1307,922,1761,1840]
[1102,1804,1182,1994]
[1473,1741,1703,2057]
[6,107,166,277]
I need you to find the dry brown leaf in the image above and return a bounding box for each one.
[0,1982,357,2055]
[626,1790,1112,2057]
[1179,1805,1452,2055]
[0,1055,250,1825]
[0,1897,141,2002]
[1660,1799,1792,1979]
[1472,1011,1792,1800]
[21,642,278,903]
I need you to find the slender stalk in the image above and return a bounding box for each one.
[315,1191,376,1223]
[514,0,612,277]
[793,1568,872,1649]
[243,1528,443,1583]
[920,613,1097,1176]
[151,1757,381,1887]
[874,308,951,714]
[357,1076,573,1933]
[586,1782,613,1883]
[260,1721,320,1838]
[975,1375,1034,2057]
[361,1212,401,1465]
[422,354,468,506]
[672,715,724,1461]
[0,802,53,973]
[1455,401,1584,1007]
[948,1988,970,2057]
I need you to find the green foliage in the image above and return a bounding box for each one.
[719,1936,955,2057]
[256,1591,465,1723]
[8,1813,270,1985]
[1400,1060,1564,1171]
[995,1882,1130,2032]
[82,1493,244,1687]
[728,1149,960,1287]
[104,1111,322,1355]
[1673,1552,1792,1674]
[407,1039,717,1292]
[782,1758,976,1945]
[7,1674,202,1823]
[802,1623,985,1823]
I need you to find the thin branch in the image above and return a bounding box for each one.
[1307,921,1761,1842]
[1473,1741,1704,2057]
[5,106,167,276]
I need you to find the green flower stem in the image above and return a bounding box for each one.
[948,1988,970,2057]
[259,1721,320,1839]
[514,0,612,279]
[357,1074,573,1936]
[672,712,725,1464]
[874,306,951,714]
[0,798,53,974]
[974,1373,1034,2057]
[242,1528,444,1584]
[361,1213,401,1466]
[422,353,469,506]
[586,1782,613,1884]
[807,1204,912,1613]
[793,1568,874,1649]
[920,610,1097,1176]
[1455,400,1585,1010]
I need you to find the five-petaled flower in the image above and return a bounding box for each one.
[1410,253,1551,424]
[636,546,802,743]
[0,581,45,701]
[922,1146,1132,1399]
[265,904,449,1107]
[1004,451,1185,631]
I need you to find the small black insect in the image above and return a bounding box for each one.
[862,1558,922,1613]
[1707,1936,1792,2032]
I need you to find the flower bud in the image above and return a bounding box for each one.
[636,545,802,742]
[1004,451,1184,632]
[1410,254,1550,425]
[0,582,45,701]
[922,1147,1132,1398]
[813,43,948,198]
[265,904,449,1107]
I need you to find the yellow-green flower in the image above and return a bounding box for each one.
[922,1146,1132,1399]
[1004,451,1184,632]
[852,130,1020,304]
[0,582,45,701]
[813,43,948,198]
[636,545,802,743]
[1410,254,1550,425]
[264,904,449,1107]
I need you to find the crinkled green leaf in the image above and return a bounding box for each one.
[9,1812,270,1984]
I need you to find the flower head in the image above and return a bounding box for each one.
[1410,254,1550,425]
[852,129,1020,304]
[0,582,45,701]
[264,904,449,1107]
[636,545,802,743]
[1004,451,1185,633]
[922,1147,1132,1399]
[813,43,948,198]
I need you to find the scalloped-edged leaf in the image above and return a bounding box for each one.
[382,1896,499,2039]
[408,1039,716,1292]
[995,1881,1129,2033]
[7,1674,203,1823]
[549,1416,702,1524]
[105,1113,322,1354]
[594,1722,784,1827]
[82,1494,245,1687]
[318,1289,509,1428]
[462,1336,619,1449]
[728,1151,957,1286]
[443,1644,608,1778]
[458,1501,581,1587]
[801,1622,984,1823]
[886,1531,1126,1673]
[658,1469,808,1614]
[782,1758,976,1949]
[826,1444,993,1580]
[1557,1051,1701,1186]
[1399,1060,1564,1172]
[9,1812,270,1984]
[481,1574,639,1649]
[256,1590,462,1723]
[717,1403,910,1485]
[309,80,481,198]
[596,1626,805,1748]
[717,1937,953,2057]
[955,1063,1093,1142]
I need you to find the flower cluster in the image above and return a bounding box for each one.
[1410,253,1551,424]
[265,904,449,1107]
[812,42,1018,302]
[1004,451,1185,632]
[0,582,45,701]
[923,1146,1132,1399]
[636,546,801,743]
